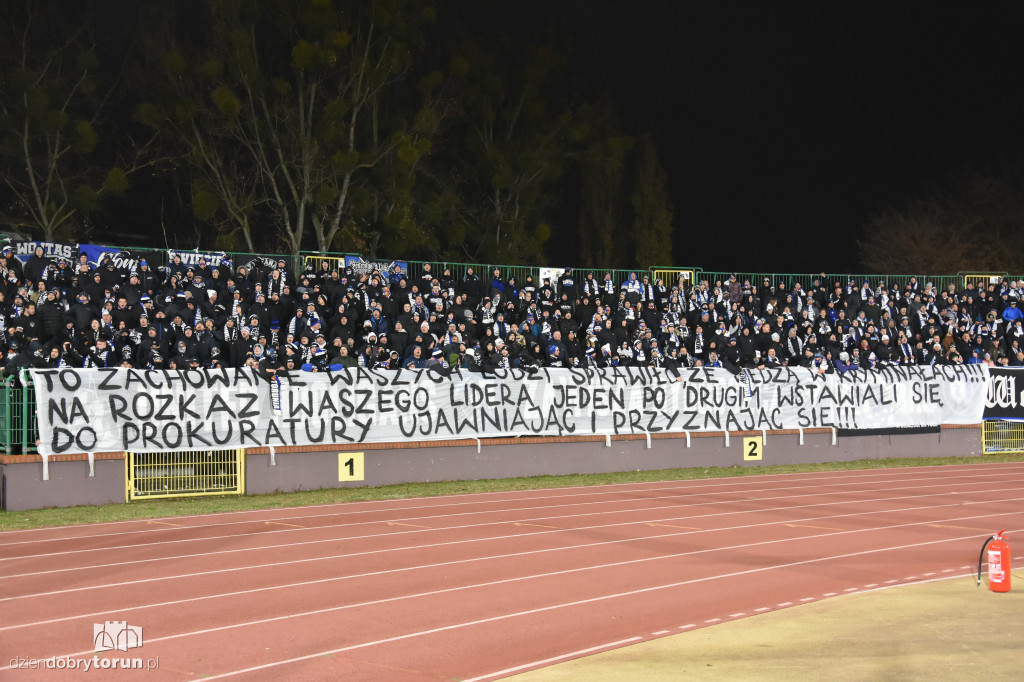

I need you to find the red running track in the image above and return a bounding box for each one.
[1,461,1023,681]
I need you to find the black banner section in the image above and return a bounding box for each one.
[80,244,166,272]
[836,426,941,437]
[984,367,1024,421]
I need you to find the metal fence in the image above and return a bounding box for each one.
[0,377,13,455]
[694,271,966,295]
[982,420,1024,454]
[0,375,37,455]
[20,376,37,454]
[402,259,649,293]
[127,449,245,500]
[962,272,1008,291]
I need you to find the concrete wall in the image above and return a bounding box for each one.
[245,427,984,495]
[1,427,985,511]
[1,459,125,512]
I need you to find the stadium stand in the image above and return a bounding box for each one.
[0,242,1020,453]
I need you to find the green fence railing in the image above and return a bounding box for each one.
[20,375,37,454]
[400,259,652,297]
[0,374,38,456]
[0,376,13,455]
[694,271,967,297]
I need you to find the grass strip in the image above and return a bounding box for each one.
[1,453,1022,531]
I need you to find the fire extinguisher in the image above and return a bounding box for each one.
[976,530,1011,593]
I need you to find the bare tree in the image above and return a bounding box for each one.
[135,0,442,256]
[630,134,673,268]
[858,172,1024,274]
[0,0,146,241]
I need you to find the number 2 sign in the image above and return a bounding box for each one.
[743,437,763,461]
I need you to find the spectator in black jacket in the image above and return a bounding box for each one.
[22,247,50,284]
[37,290,65,344]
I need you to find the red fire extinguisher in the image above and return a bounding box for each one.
[976,530,1011,593]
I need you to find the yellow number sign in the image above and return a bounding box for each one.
[743,437,763,461]
[339,452,365,481]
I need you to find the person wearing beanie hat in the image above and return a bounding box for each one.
[308,346,328,371]
[403,344,427,369]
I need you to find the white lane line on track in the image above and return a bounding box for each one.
[9,485,995,580]
[115,540,1002,680]
[3,542,987,675]
[460,563,977,682]
[458,637,644,682]
[6,493,1023,603]
[5,508,1021,641]
[11,467,944,535]
[3,464,1015,545]
[6,460,1015,538]
[6,475,1022,566]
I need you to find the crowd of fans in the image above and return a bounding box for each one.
[3,244,1024,379]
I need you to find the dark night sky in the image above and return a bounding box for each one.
[516,1,1024,273]
[91,1,1024,273]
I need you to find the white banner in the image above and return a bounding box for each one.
[167,249,227,267]
[13,240,78,264]
[28,364,989,455]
